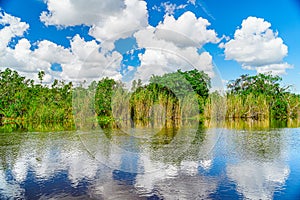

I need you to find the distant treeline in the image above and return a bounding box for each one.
[225,73,300,120]
[0,68,299,131]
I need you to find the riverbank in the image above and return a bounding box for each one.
[1,68,300,132]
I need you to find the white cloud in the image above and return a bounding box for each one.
[61,35,123,81]
[133,46,214,84]
[222,16,291,75]
[0,13,53,81]
[161,2,177,15]
[0,37,65,82]
[0,12,123,83]
[34,40,73,64]
[0,37,51,75]
[88,0,148,44]
[156,11,219,48]
[1,7,220,85]
[255,63,293,75]
[132,12,218,84]
[70,34,100,61]
[152,2,188,16]
[0,169,24,199]
[227,161,289,200]
[0,12,29,53]
[40,0,125,27]
[41,0,148,47]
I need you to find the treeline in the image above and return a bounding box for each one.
[0,68,300,131]
[225,73,300,120]
[0,68,74,131]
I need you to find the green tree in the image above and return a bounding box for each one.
[0,68,30,118]
[149,69,211,114]
[227,73,291,119]
[0,68,74,131]
[95,77,117,117]
[150,69,210,98]
[227,73,288,96]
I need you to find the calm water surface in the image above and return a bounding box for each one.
[0,124,300,199]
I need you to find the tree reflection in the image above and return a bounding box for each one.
[0,132,24,170]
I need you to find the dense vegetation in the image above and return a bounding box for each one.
[0,68,300,132]
[93,69,209,128]
[0,68,74,131]
[226,73,300,120]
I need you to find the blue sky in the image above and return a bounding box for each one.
[0,0,300,92]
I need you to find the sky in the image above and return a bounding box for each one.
[0,0,300,92]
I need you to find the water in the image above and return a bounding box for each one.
[0,125,300,199]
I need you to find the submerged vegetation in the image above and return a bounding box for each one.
[0,67,300,132]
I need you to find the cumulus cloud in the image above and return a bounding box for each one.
[39,1,218,83]
[40,0,125,26]
[88,0,148,44]
[1,5,221,85]
[132,11,219,83]
[66,34,122,81]
[0,12,122,83]
[0,12,29,53]
[70,34,100,61]
[156,11,219,48]
[34,40,73,64]
[50,34,122,82]
[135,47,214,82]
[222,16,291,75]
[0,13,50,80]
[1,37,67,82]
[255,63,292,75]
[41,0,148,46]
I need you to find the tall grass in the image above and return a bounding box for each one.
[225,93,269,119]
[218,93,300,120]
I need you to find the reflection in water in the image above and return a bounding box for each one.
[227,161,289,200]
[0,169,24,198]
[224,118,300,130]
[0,125,299,199]
[0,126,219,199]
[225,128,290,200]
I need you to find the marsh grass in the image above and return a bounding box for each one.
[1,69,300,132]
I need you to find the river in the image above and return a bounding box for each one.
[0,121,300,199]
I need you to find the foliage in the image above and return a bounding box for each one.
[227,73,299,120]
[177,69,211,99]
[149,69,211,115]
[227,73,287,96]
[0,68,73,130]
[0,68,31,118]
[95,78,117,117]
[93,69,211,127]
[1,67,300,132]
[150,69,211,99]
[129,82,180,121]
